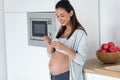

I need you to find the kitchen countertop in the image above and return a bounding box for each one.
[83,59,120,78]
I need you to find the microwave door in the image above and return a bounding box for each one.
[31,21,47,41]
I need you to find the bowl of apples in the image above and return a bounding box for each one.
[96,42,120,64]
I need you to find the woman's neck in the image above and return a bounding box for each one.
[60,26,72,38]
[66,24,72,32]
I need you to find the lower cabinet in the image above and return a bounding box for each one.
[84,73,120,80]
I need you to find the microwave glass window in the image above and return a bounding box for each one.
[32,21,47,37]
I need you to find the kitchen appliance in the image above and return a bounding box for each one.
[27,12,56,47]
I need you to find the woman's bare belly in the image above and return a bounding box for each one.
[49,51,69,75]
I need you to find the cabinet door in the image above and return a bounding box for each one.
[85,73,120,80]
[4,0,55,12]
[27,0,55,12]
[5,13,50,80]
[4,0,28,12]
[5,13,28,80]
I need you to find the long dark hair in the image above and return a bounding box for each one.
[55,0,87,39]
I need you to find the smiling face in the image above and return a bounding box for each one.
[56,8,73,27]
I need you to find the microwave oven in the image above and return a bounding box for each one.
[27,12,56,47]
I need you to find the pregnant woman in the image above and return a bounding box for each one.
[43,0,88,80]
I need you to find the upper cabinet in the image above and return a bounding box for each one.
[27,0,55,12]
[4,0,55,12]
[4,0,28,12]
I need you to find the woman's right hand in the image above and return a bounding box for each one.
[43,36,52,45]
[43,36,55,53]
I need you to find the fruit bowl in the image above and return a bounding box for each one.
[96,51,120,64]
[96,41,120,64]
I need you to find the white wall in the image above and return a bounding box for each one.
[100,0,120,47]
[74,0,99,59]
[0,0,7,80]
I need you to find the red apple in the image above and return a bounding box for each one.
[118,48,120,52]
[116,47,120,52]
[101,49,107,53]
[108,42,115,47]
[101,43,109,50]
[108,46,117,52]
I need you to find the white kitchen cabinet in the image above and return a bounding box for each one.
[4,0,55,12]
[27,0,55,12]
[5,13,50,80]
[4,0,28,12]
[85,73,120,80]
